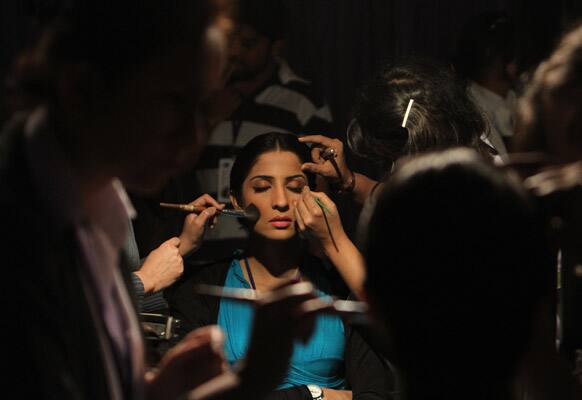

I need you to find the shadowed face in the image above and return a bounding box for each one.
[235,150,308,240]
[228,24,272,81]
[86,23,229,193]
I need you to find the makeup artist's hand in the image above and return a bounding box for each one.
[299,135,352,191]
[179,194,225,256]
[146,325,227,400]
[322,388,352,400]
[135,237,184,293]
[294,186,367,299]
[294,186,347,250]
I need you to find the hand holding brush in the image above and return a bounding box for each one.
[160,194,259,256]
[293,186,342,251]
[293,186,368,299]
[160,201,259,221]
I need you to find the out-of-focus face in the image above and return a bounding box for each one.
[228,24,272,82]
[90,22,229,193]
[236,150,308,240]
[541,92,582,163]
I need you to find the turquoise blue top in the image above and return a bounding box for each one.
[217,259,346,389]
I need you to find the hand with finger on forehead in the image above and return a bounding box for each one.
[299,135,353,192]
[179,193,225,257]
[300,135,381,205]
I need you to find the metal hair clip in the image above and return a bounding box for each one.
[401,99,415,128]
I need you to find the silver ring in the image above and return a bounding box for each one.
[321,147,337,161]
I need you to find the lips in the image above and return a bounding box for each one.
[269,216,292,228]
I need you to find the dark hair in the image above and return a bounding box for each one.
[230,132,315,203]
[363,148,552,393]
[454,11,516,81]
[236,0,289,41]
[10,0,231,103]
[514,23,582,161]
[349,58,490,167]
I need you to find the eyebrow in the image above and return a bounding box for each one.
[249,175,307,182]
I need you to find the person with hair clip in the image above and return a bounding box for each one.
[301,58,494,206]
[295,59,495,298]
[0,2,332,399]
[168,132,393,400]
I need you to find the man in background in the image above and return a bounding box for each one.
[455,11,519,156]
[185,0,334,263]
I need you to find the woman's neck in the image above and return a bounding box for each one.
[244,234,303,291]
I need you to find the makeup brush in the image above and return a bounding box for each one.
[160,202,259,223]
[192,283,370,324]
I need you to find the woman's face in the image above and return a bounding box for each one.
[236,150,308,240]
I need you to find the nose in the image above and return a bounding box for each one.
[271,184,289,211]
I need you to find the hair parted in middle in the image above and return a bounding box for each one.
[229,131,316,203]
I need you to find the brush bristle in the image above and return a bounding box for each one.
[243,204,260,223]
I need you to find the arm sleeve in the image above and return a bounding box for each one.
[142,291,169,313]
[131,273,146,311]
[345,325,396,400]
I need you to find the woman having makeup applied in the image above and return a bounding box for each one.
[167,132,392,400]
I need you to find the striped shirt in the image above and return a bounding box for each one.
[192,60,333,262]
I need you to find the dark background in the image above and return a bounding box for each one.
[2,0,582,135]
[283,0,582,133]
[3,0,582,248]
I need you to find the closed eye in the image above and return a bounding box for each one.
[253,186,270,193]
[287,185,304,193]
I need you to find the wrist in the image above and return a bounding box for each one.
[134,270,155,294]
[178,233,195,257]
[333,169,355,193]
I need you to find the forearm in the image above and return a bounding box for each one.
[134,269,155,293]
[322,389,352,400]
[351,173,378,205]
[322,232,366,299]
